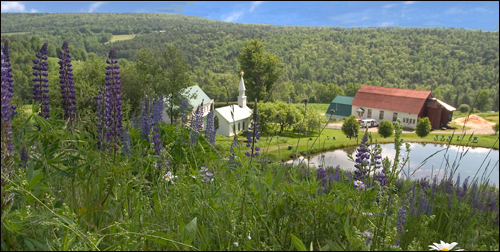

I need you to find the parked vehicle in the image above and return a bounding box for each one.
[360,119,379,128]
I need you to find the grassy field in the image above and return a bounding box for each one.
[306,103,329,114]
[105,34,136,44]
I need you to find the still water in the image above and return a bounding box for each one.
[286,143,499,186]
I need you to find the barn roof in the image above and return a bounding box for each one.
[351,85,432,114]
[330,95,354,105]
[215,105,252,123]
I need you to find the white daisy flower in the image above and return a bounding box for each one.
[247,233,251,240]
[429,241,464,251]
[163,172,177,183]
[233,242,238,247]
[200,166,208,172]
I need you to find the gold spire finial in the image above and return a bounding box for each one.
[240,71,244,76]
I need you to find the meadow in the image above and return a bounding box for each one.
[1,41,498,252]
[104,34,137,44]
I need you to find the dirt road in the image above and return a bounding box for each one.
[326,115,497,135]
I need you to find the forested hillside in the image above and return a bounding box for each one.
[1,13,499,111]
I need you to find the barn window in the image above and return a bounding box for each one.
[367,109,372,118]
[379,111,384,120]
[393,112,398,122]
[214,115,219,129]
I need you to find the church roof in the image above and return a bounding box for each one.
[215,105,252,123]
[183,85,211,108]
[239,75,245,91]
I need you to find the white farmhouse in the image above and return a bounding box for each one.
[163,85,214,127]
[213,72,252,137]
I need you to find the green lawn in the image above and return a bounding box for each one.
[305,103,329,114]
[105,34,136,44]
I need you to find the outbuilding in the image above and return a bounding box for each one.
[324,95,354,122]
[351,85,456,130]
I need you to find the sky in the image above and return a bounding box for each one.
[1,1,499,31]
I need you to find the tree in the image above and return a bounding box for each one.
[237,39,282,102]
[493,122,499,135]
[162,44,193,124]
[416,117,432,138]
[378,119,394,138]
[475,89,492,112]
[344,82,363,97]
[458,104,470,113]
[341,115,360,139]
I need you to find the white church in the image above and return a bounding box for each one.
[213,72,253,137]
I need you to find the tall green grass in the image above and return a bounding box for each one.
[1,105,498,251]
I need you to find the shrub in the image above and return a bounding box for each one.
[458,104,470,113]
[493,122,499,135]
[341,115,360,139]
[378,119,394,138]
[416,117,432,138]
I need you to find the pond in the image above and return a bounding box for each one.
[285,143,499,186]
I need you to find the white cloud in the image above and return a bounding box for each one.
[89,2,105,13]
[379,21,394,26]
[30,8,37,13]
[361,16,370,21]
[445,7,467,15]
[1,2,26,12]
[224,10,244,22]
[383,4,397,9]
[250,1,263,12]
[404,1,416,4]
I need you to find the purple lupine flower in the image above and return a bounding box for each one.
[32,42,50,119]
[327,168,334,184]
[2,40,16,118]
[396,206,407,246]
[245,101,260,158]
[103,48,122,151]
[334,166,341,182]
[419,191,428,215]
[59,41,77,123]
[459,177,469,200]
[353,132,371,181]
[96,86,105,150]
[122,126,131,155]
[1,39,14,152]
[152,124,163,167]
[431,176,437,201]
[180,99,188,127]
[205,103,215,145]
[317,167,327,194]
[190,101,203,146]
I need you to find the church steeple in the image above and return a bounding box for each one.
[238,71,247,108]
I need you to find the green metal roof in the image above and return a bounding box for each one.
[183,85,211,107]
[330,95,354,105]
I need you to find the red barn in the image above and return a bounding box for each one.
[351,85,456,129]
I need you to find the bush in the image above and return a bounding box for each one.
[341,115,360,139]
[416,117,432,138]
[378,119,394,138]
[493,122,499,135]
[458,104,470,113]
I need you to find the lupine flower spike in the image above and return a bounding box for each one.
[1,39,15,152]
[33,42,50,119]
[2,40,16,118]
[59,41,77,123]
[103,48,122,152]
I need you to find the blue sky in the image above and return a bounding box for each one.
[1,1,498,30]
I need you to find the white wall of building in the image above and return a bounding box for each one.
[351,106,419,129]
[213,110,251,137]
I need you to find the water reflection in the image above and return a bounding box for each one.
[285,143,499,186]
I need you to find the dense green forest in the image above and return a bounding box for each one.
[1,13,499,112]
